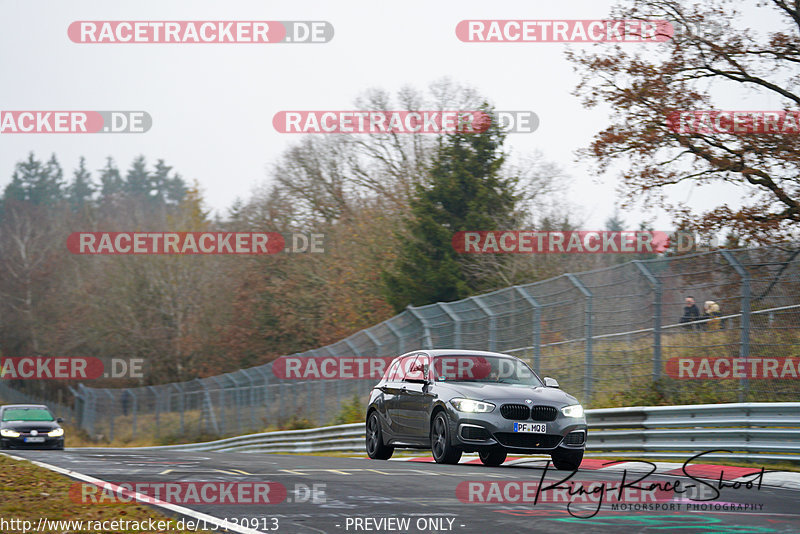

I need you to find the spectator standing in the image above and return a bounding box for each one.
[703,301,723,330]
[680,296,700,330]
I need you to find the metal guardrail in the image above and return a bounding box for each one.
[76,402,800,462]
[76,423,366,454]
[585,402,800,462]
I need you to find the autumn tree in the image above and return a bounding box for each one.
[568,0,800,243]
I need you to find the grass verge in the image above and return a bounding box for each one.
[0,454,205,533]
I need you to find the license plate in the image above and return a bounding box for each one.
[24,437,45,443]
[513,422,546,433]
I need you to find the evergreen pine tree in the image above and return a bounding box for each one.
[383,107,519,311]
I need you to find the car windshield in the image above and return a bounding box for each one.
[2,408,54,422]
[431,355,543,386]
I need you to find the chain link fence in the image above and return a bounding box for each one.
[4,245,799,442]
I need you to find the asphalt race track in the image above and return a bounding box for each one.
[7,449,800,534]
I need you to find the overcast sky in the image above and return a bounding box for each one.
[0,0,777,229]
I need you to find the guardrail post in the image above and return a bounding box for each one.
[634,261,663,381]
[406,307,433,349]
[722,250,752,402]
[472,297,497,351]
[567,274,593,404]
[515,287,542,374]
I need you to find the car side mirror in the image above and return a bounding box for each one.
[406,362,429,382]
[543,377,559,388]
[56,417,64,423]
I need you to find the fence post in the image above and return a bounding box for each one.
[227,374,244,434]
[104,390,115,442]
[147,386,160,437]
[344,338,363,403]
[68,385,84,429]
[567,273,593,405]
[438,302,462,348]
[318,348,335,425]
[171,384,185,435]
[385,320,404,355]
[209,376,225,435]
[364,331,384,396]
[515,286,542,374]
[253,366,272,426]
[239,371,255,432]
[130,390,138,435]
[634,261,663,381]
[198,380,219,435]
[722,250,752,402]
[406,307,433,349]
[78,384,95,436]
[471,297,497,351]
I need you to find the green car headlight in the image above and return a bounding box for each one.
[48,428,64,437]
[0,429,20,438]
[561,404,584,418]
[450,398,495,413]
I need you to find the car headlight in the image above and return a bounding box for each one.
[48,428,64,437]
[561,404,584,418]
[450,398,495,413]
[0,429,20,438]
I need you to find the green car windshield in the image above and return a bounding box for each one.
[2,408,54,422]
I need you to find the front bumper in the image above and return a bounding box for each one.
[1,436,64,449]
[446,405,587,453]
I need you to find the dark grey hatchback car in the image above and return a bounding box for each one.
[366,350,587,469]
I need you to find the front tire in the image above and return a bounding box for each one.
[431,412,461,464]
[366,412,393,460]
[479,448,507,467]
[550,448,583,470]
